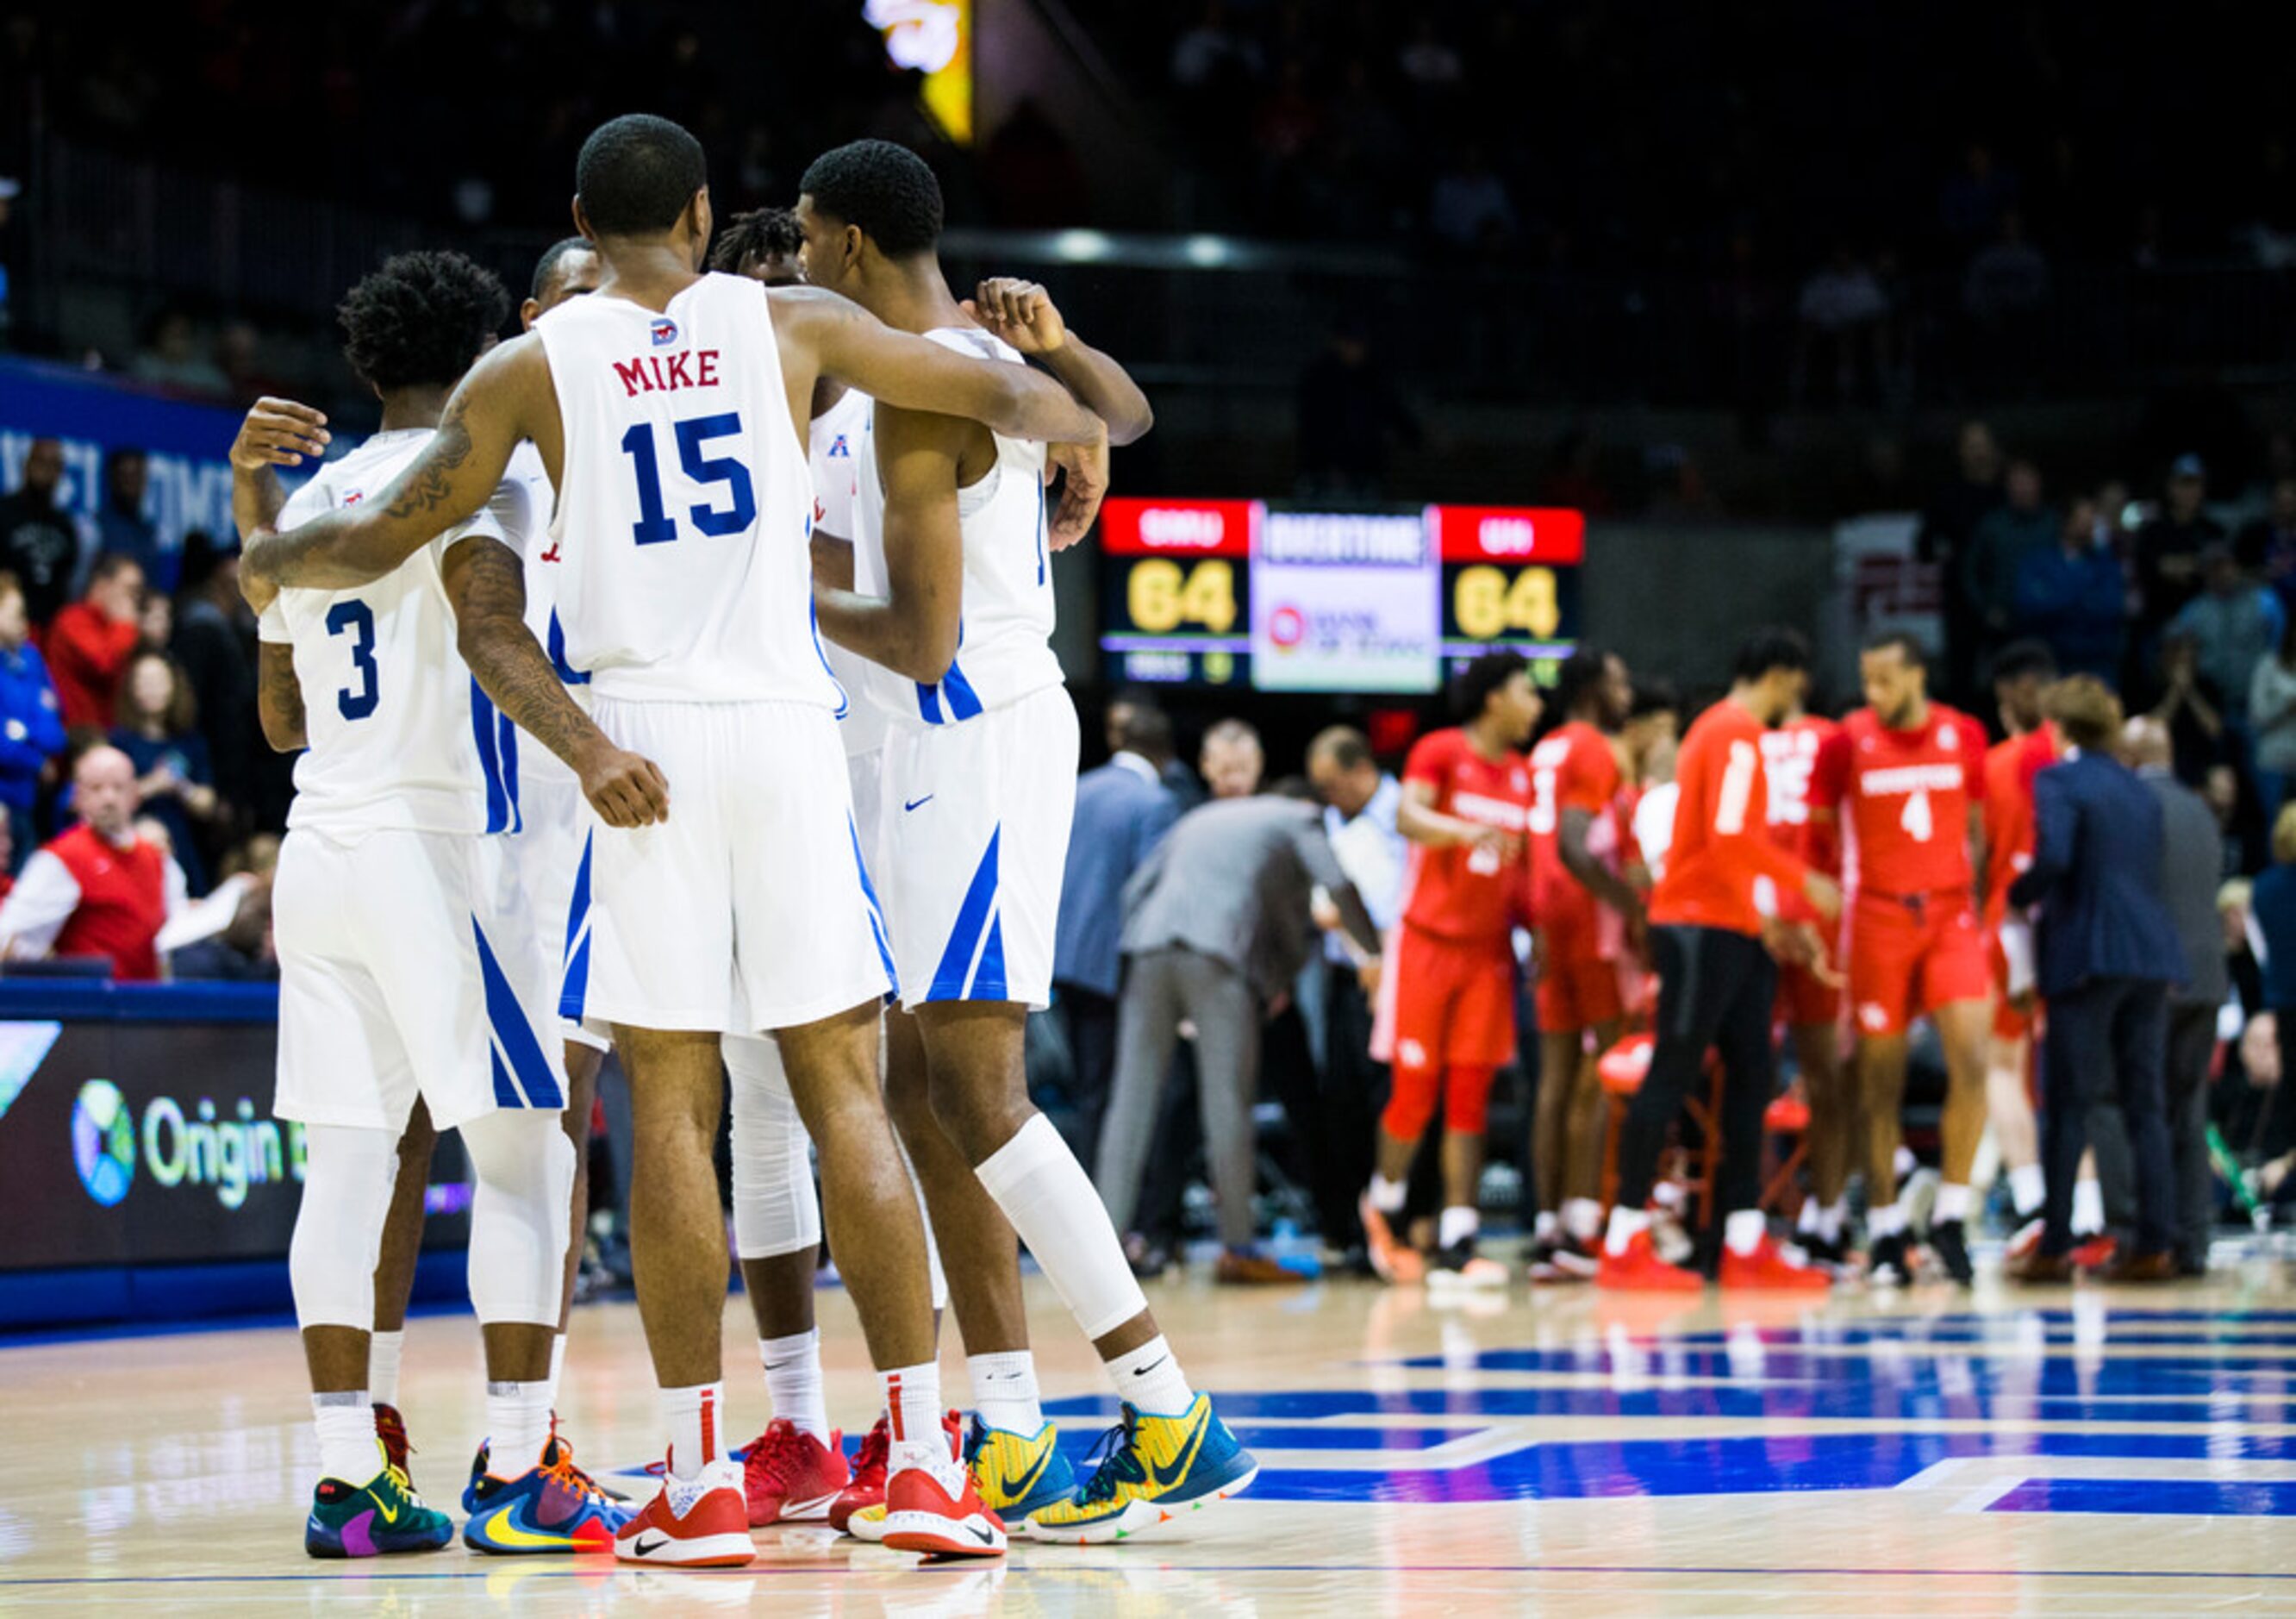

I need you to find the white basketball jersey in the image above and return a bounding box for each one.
[533,272,835,707]
[810,387,884,759]
[852,326,1063,728]
[258,430,529,837]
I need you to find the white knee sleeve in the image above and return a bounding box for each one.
[458,1110,576,1327]
[290,1124,402,1330]
[726,1035,823,1261]
[976,1114,1144,1340]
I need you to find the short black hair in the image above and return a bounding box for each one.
[709,207,803,274]
[1991,639,2059,684]
[1452,649,1529,721]
[1113,702,1175,757]
[87,550,142,587]
[1552,645,1613,719]
[530,237,595,302]
[338,251,508,392]
[1629,677,1680,720]
[1862,628,1928,668]
[1732,628,1812,684]
[576,114,707,237]
[799,140,944,257]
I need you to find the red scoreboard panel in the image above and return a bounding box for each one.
[1433,505,1585,684]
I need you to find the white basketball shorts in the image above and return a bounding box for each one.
[273,827,568,1133]
[877,684,1078,1012]
[563,697,896,1035]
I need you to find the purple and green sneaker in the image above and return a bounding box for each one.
[305,1465,454,1558]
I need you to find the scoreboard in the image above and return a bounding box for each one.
[1099,498,1585,692]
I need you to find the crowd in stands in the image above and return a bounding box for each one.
[0,435,279,981]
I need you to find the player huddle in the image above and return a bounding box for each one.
[236,116,1252,1569]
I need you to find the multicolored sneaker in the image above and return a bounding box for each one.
[614,1457,754,1567]
[964,1415,1076,1522]
[741,1418,849,1526]
[466,1429,629,1512]
[880,1463,1007,1558]
[304,1463,454,1559]
[1022,1397,1257,1546]
[463,1447,633,1554]
[373,1403,412,1476]
[832,1409,961,1537]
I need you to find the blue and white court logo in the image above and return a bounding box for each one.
[72,1078,135,1207]
[650,317,679,346]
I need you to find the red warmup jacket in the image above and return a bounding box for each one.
[46,822,169,981]
[43,603,140,730]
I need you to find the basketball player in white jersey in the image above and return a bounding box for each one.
[228,251,633,1559]
[240,113,1112,1566]
[797,139,1258,1544]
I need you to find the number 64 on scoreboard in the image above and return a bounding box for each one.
[1435,505,1585,682]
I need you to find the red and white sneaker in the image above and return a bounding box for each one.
[614,1458,756,1567]
[1719,1234,1834,1292]
[879,1463,1007,1558]
[741,1418,848,1527]
[1596,1228,1704,1292]
[2069,1233,2118,1270]
[2006,1217,2045,1265]
[830,1409,963,1536]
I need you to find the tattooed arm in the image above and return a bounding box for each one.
[438,534,671,828]
[242,338,542,599]
[256,642,307,752]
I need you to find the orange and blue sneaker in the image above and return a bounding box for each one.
[1022,1396,1257,1545]
[964,1414,1077,1522]
[464,1430,627,1512]
[305,1461,454,1559]
[463,1443,634,1554]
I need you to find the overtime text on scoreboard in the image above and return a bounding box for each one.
[1097,497,1585,693]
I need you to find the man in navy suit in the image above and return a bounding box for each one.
[1051,700,1182,1172]
[2006,676,2185,1281]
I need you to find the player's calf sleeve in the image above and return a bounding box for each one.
[725,1035,824,1261]
[1380,1062,1441,1143]
[459,1110,576,1326]
[974,1113,1145,1340]
[289,1123,400,1330]
[1443,1066,1498,1137]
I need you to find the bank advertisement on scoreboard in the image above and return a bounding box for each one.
[1099,497,1584,692]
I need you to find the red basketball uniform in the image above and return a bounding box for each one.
[1650,700,1810,937]
[1763,714,1843,1027]
[1814,704,1991,1036]
[1983,724,2061,1040]
[1527,720,1627,1032]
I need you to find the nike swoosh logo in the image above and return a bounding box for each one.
[370,1491,400,1525]
[1133,1355,1168,1376]
[1145,1411,1208,1493]
[633,1534,668,1557]
[966,1522,996,1545]
[1005,1441,1055,1504]
[904,795,934,812]
[479,1503,574,1549]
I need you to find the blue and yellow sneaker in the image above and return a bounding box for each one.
[464,1431,628,1513]
[305,1463,454,1559]
[1021,1396,1257,1545]
[463,1444,633,1554]
[964,1415,1077,1522]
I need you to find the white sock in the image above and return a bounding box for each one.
[974,1114,1146,1341]
[1869,1203,1907,1239]
[1532,1209,1560,1243]
[368,1331,404,1410]
[662,1381,726,1480]
[1725,1210,1767,1256]
[2009,1164,2046,1219]
[1818,1200,1846,1245]
[762,1329,829,1445]
[486,1379,553,1474]
[1796,1197,1819,1235]
[1438,1205,1480,1251]
[1651,1179,1686,1213]
[883,1362,958,1488]
[1605,1205,1650,1256]
[968,1351,1045,1435]
[546,1334,567,1410]
[2071,1178,2106,1237]
[314,1391,382,1485]
[1368,1172,1407,1215]
[1563,1197,1603,1241]
[1107,1334,1195,1417]
[1932,1182,1972,1225]
[1894,1146,1917,1181]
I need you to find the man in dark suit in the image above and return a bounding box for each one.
[1051,700,1182,1172]
[2007,677,2186,1281]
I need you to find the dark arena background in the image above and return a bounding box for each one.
[1,3,2293,1612]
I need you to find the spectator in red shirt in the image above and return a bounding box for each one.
[0,744,184,979]
[1599,629,1841,1292]
[45,553,147,732]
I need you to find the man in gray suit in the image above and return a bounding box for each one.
[1051,701,1182,1172]
[2126,716,2226,1273]
[1097,784,1383,1283]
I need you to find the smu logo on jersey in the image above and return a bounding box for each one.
[342,491,364,504]
[650,317,679,346]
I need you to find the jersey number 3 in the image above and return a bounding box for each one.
[621,413,757,546]
[326,599,378,722]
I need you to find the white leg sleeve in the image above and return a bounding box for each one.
[975,1114,1145,1341]
[726,1035,823,1261]
[458,1110,576,1327]
[289,1124,401,1330]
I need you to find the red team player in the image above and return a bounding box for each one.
[1763,697,1855,1263]
[1811,633,1992,1286]
[1359,651,1542,1286]
[1525,647,1644,1279]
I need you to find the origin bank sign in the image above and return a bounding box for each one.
[70,1076,306,1210]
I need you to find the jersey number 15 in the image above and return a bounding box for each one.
[620,412,757,546]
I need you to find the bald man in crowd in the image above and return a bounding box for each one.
[0,745,186,978]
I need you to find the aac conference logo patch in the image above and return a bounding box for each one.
[72,1078,136,1207]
